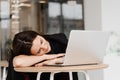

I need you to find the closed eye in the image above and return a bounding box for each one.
[41,40,43,44]
[37,40,43,53]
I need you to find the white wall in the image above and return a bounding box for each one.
[84,0,102,30]
[102,0,120,30]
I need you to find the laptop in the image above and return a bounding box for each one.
[48,30,110,66]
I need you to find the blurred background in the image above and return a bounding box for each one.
[1,0,120,80]
[0,0,84,60]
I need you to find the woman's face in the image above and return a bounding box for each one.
[31,35,51,56]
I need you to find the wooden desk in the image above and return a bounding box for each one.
[14,64,108,80]
[0,60,8,80]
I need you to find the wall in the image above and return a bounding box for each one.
[101,0,120,30]
[84,0,102,30]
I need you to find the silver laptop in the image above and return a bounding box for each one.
[49,30,110,66]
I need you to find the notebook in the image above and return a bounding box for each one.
[48,30,110,66]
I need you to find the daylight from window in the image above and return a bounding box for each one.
[48,2,82,20]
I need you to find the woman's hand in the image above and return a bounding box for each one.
[35,57,64,67]
[43,53,65,60]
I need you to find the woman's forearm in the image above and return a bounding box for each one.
[13,54,65,67]
[13,55,45,67]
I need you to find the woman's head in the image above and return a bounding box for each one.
[31,35,51,56]
[13,31,51,56]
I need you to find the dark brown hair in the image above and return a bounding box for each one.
[12,31,40,56]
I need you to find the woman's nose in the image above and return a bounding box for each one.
[41,44,47,50]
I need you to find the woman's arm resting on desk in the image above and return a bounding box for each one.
[13,54,64,67]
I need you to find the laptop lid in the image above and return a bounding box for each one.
[63,30,110,66]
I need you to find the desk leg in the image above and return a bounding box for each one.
[36,72,57,80]
[50,72,55,80]
[82,71,90,80]
[36,72,42,80]
[36,71,90,80]
[69,72,73,80]
[2,67,7,80]
[50,72,74,80]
